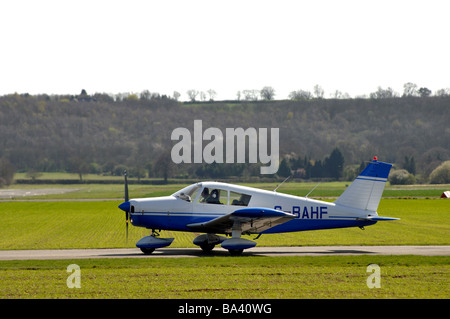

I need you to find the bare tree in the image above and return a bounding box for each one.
[207,89,217,101]
[331,90,351,99]
[289,90,312,100]
[313,84,324,99]
[331,90,342,99]
[186,90,199,102]
[173,91,181,101]
[140,90,152,100]
[260,86,276,100]
[242,90,259,101]
[435,88,450,96]
[403,82,418,97]
[370,86,398,99]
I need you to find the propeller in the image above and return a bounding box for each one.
[124,170,129,243]
[117,170,132,243]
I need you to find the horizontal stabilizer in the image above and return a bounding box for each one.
[370,216,400,221]
[356,216,400,221]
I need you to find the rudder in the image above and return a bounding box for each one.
[335,158,392,212]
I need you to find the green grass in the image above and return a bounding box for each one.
[15,172,124,180]
[0,199,448,250]
[1,183,179,200]
[1,183,448,300]
[265,182,450,198]
[0,256,448,298]
[3,181,450,200]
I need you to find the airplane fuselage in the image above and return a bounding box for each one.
[119,159,397,254]
[129,182,376,235]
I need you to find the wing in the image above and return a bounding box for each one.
[186,207,295,235]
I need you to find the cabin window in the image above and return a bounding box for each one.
[189,187,202,203]
[173,183,202,202]
[230,191,251,206]
[198,187,227,205]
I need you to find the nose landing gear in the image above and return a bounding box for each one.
[137,229,174,254]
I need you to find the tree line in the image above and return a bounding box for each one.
[0,91,449,184]
[45,81,450,103]
[186,82,448,102]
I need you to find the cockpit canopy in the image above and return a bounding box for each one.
[172,182,252,207]
[172,183,202,202]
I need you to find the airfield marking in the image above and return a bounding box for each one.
[0,245,448,260]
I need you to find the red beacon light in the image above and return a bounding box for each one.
[373,156,378,161]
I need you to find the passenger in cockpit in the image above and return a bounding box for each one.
[206,189,221,204]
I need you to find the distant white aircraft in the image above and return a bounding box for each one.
[119,157,398,255]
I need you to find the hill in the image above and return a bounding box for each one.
[0,93,449,181]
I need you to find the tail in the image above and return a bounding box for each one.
[335,157,392,212]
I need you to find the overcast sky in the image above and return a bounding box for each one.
[1,0,449,100]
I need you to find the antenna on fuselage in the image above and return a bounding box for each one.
[305,183,320,198]
[273,175,292,192]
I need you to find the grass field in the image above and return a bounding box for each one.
[0,182,448,299]
[0,256,448,298]
[3,181,450,200]
[0,199,448,250]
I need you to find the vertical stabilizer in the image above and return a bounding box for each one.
[335,158,392,212]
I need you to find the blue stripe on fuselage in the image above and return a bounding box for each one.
[261,218,376,233]
[131,212,220,231]
[130,212,376,233]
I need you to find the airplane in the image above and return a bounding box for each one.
[118,157,399,255]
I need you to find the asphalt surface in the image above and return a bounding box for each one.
[0,245,448,260]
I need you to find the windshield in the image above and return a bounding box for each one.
[172,183,202,202]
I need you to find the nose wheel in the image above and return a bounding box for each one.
[140,229,158,254]
[136,229,174,254]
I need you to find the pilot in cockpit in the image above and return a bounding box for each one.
[200,187,222,204]
[200,187,209,203]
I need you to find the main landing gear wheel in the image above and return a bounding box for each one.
[200,243,215,253]
[228,249,244,256]
[140,247,155,255]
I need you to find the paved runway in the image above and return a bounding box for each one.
[0,188,80,199]
[0,245,448,260]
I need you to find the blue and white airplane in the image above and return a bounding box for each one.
[119,157,399,255]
